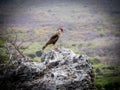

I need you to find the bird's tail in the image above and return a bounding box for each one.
[42,44,47,50]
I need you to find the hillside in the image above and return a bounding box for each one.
[0,0,120,90]
[1,0,120,65]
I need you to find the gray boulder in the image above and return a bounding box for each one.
[0,47,96,90]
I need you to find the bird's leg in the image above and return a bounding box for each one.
[59,43,62,48]
[56,44,59,48]
[59,38,63,48]
[55,44,58,49]
[54,44,59,50]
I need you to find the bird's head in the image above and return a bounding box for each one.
[58,28,64,32]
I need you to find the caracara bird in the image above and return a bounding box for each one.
[42,28,63,50]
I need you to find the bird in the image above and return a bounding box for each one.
[42,28,63,50]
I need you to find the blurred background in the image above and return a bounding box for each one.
[0,0,120,89]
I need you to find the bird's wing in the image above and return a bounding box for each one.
[50,34,58,39]
[47,34,59,44]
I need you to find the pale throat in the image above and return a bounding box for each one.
[56,30,62,36]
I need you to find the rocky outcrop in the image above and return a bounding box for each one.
[0,47,96,90]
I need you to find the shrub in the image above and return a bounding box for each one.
[96,83,102,90]
[114,32,120,37]
[107,66,116,70]
[99,32,106,37]
[0,38,8,62]
[96,68,101,73]
[89,56,100,64]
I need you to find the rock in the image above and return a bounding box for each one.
[0,47,96,90]
[36,51,43,57]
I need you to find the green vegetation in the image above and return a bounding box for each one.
[90,56,120,90]
[95,71,120,90]
[89,56,100,64]
[99,32,106,37]
[114,31,120,37]
[0,42,7,62]
[1,21,120,90]
[0,35,9,69]
[1,1,120,89]
[33,57,41,62]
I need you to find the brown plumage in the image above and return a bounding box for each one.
[42,28,63,50]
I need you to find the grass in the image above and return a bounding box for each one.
[33,57,41,62]
[63,43,85,54]
[95,74,120,90]
[92,61,120,90]
[23,43,43,54]
[99,32,106,37]
[114,31,120,37]
[88,54,120,89]
[89,56,100,64]
[23,42,86,60]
